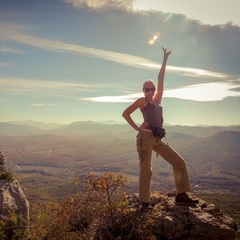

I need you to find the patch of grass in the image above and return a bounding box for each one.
[0,170,15,182]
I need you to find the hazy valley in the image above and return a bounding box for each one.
[0,121,239,205]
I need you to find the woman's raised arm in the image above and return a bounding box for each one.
[154,47,171,104]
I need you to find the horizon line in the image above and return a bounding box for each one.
[1,120,239,127]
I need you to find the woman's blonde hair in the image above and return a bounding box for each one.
[142,79,156,89]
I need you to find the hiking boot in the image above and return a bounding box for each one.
[175,193,199,206]
[140,202,153,212]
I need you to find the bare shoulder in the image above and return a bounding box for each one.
[137,97,147,109]
[123,97,146,115]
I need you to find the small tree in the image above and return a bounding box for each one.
[74,172,129,230]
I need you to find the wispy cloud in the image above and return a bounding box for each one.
[83,82,240,102]
[141,63,229,79]
[83,93,142,103]
[0,77,102,98]
[0,24,230,80]
[29,103,56,107]
[0,47,24,54]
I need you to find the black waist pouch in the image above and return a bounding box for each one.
[150,124,166,139]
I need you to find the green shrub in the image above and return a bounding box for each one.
[0,170,15,182]
[0,211,28,240]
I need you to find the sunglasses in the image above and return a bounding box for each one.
[144,87,156,92]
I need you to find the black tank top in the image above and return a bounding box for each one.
[140,98,163,127]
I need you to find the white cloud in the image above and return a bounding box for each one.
[64,0,240,26]
[164,82,240,101]
[64,0,134,11]
[0,25,230,80]
[83,82,240,102]
[133,0,240,26]
[83,93,142,102]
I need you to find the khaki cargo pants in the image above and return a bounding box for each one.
[136,129,191,203]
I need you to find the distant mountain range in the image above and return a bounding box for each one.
[1,120,240,137]
[7,120,64,130]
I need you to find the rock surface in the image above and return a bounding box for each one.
[126,191,239,240]
[0,148,29,226]
[92,191,239,239]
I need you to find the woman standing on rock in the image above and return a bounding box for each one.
[122,47,199,212]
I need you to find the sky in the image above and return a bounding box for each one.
[0,0,240,126]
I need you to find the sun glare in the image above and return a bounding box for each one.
[148,32,161,45]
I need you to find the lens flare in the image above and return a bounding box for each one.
[148,32,161,45]
[149,39,155,45]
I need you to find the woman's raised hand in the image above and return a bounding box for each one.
[162,47,171,59]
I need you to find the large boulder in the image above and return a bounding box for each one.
[0,179,30,224]
[94,191,239,239]
[127,192,239,240]
[0,148,29,226]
